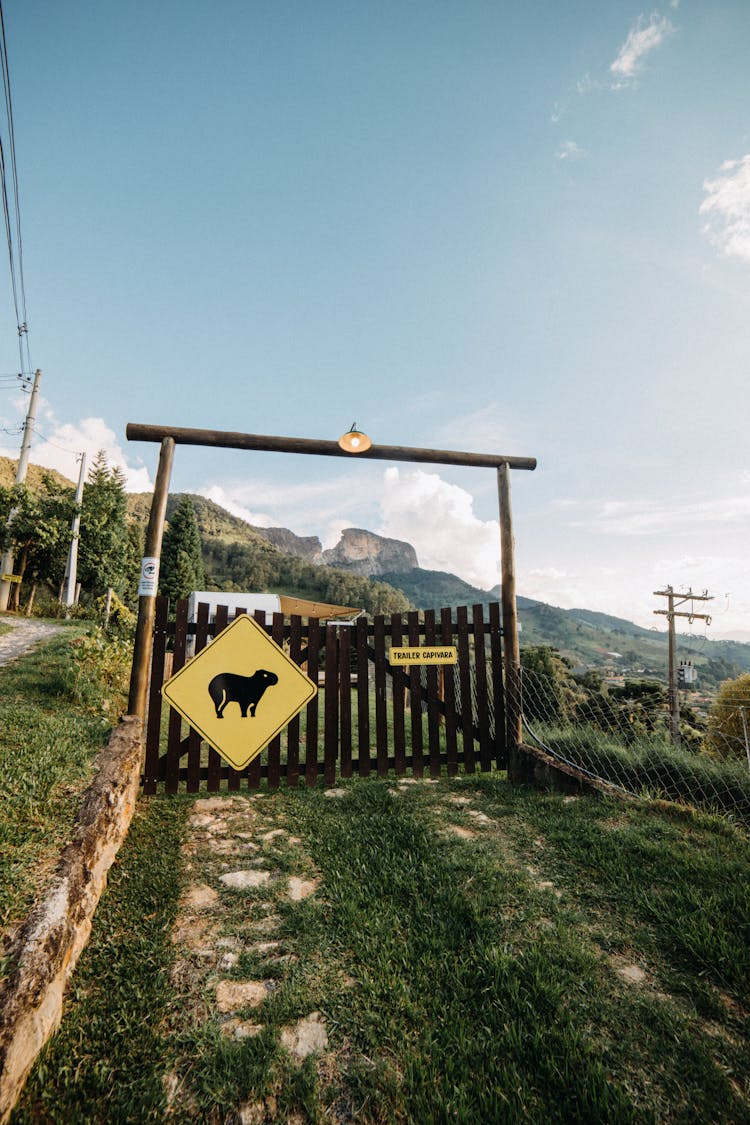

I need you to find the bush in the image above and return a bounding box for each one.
[67,628,133,718]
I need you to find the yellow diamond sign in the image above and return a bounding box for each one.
[161,613,317,771]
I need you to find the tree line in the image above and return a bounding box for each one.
[0,453,142,613]
[0,473,411,620]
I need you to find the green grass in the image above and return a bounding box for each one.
[12,778,750,1123]
[0,630,114,948]
[11,798,190,1124]
[533,723,750,826]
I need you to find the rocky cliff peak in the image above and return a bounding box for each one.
[321,528,418,577]
[253,526,322,562]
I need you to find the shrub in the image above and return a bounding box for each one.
[67,628,132,718]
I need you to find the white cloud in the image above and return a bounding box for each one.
[433,401,529,455]
[700,154,750,263]
[377,467,500,589]
[198,470,380,538]
[557,140,586,162]
[572,493,750,536]
[321,518,351,551]
[610,13,674,85]
[576,72,599,96]
[198,484,276,528]
[0,409,153,491]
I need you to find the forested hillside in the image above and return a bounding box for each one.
[127,492,411,617]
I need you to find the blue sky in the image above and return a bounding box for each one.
[0,1,748,637]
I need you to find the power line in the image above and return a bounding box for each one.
[26,424,84,457]
[0,0,30,374]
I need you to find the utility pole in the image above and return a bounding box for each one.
[654,586,713,745]
[0,368,42,611]
[62,451,86,617]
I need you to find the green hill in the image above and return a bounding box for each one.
[127,492,411,618]
[379,568,749,686]
[0,455,74,492]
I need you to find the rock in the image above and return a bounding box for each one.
[321,528,418,577]
[238,1101,266,1124]
[617,963,646,984]
[183,885,219,910]
[280,1012,328,1062]
[287,877,319,901]
[252,526,322,562]
[444,825,475,839]
[221,1019,264,1040]
[219,870,271,890]
[215,979,274,1013]
[197,797,240,813]
[187,813,220,830]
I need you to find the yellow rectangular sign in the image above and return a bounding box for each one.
[1,573,21,583]
[389,646,457,666]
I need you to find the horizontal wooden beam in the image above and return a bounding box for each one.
[125,423,537,471]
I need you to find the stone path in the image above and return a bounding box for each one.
[0,615,64,666]
[167,794,329,1121]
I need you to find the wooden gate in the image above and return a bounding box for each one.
[142,598,506,793]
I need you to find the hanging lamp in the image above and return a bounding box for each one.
[337,423,372,453]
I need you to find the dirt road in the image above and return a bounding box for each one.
[0,616,65,666]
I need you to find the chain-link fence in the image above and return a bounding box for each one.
[516,667,750,827]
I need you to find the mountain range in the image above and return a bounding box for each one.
[137,491,750,687]
[2,455,746,686]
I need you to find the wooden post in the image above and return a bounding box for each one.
[666,588,680,746]
[498,462,523,779]
[127,436,175,719]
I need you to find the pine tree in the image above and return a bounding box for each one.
[160,495,205,601]
[78,451,131,598]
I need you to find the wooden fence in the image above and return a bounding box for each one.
[142,598,506,793]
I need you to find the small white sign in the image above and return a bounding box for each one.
[138,556,160,596]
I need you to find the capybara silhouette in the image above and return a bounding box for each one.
[208,668,279,719]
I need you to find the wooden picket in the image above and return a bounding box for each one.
[142,598,507,793]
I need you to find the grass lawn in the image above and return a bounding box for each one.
[0,629,115,959]
[12,776,750,1124]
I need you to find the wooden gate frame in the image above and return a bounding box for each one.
[125,423,536,779]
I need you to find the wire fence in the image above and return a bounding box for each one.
[516,667,750,828]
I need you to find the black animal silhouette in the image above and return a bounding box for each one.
[208,668,279,719]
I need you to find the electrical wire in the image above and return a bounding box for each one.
[27,424,83,458]
[0,1,30,375]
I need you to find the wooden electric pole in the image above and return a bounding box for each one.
[62,452,87,617]
[0,368,42,611]
[654,586,712,745]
